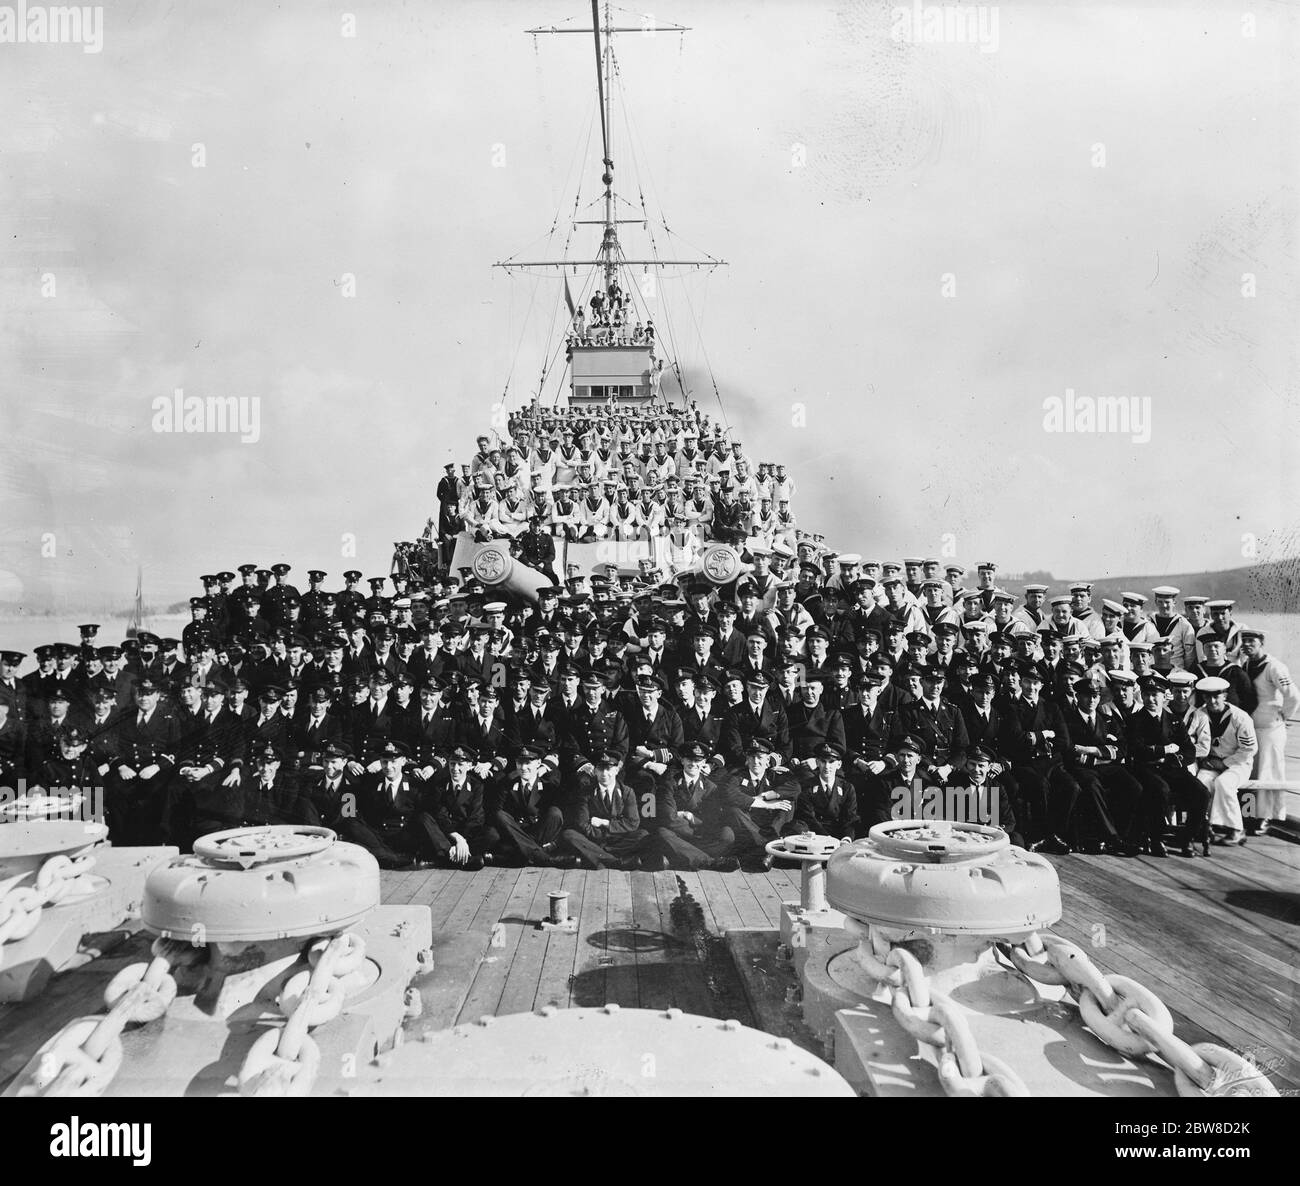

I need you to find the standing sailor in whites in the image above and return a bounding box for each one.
[1239,627,1300,834]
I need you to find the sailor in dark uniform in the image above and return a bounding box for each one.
[559,749,654,870]
[793,743,858,840]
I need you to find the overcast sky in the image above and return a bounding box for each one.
[2,0,1296,609]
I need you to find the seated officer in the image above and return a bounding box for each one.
[559,749,653,869]
[717,737,800,865]
[487,744,570,867]
[421,745,492,868]
[301,740,362,828]
[792,743,859,840]
[353,740,447,869]
[652,740,741,871]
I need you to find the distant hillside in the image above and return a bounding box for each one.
[1061,559,1300,614]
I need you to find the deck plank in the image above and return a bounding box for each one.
[569,869,610,1007]
[495,864,567,1017]
[649,870,719,1017]
[533,868,588,1011]
[695,869,744,932]
[628,871,667,1010]
[419,867,518,1030]
[741,870,786,927]
[1069,856,1299,984]
[603,864,640,1009]
[725,871,772,930]
[455,866,547,1024]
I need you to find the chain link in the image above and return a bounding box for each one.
[237,931,364,1097]
[859,926,1031,1098]
[1001,930,1280,1098]
[5,934,187,1097]
[0,853,96,964]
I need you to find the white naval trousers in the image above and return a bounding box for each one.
[1200,766,1248,831]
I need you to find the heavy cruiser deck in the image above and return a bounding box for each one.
[3,810,1295,1094]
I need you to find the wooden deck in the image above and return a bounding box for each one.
[1,836,1294,1094]
[386,835,1300,1091]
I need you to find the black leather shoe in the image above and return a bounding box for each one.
[707,856,741,873]
[1148,840,1168,857]
[1180,844,1195,858]
[546,853,581,870]
[640,853,670,872]
[461,855,485,871]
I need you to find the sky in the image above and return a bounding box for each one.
[1,0,1297,611]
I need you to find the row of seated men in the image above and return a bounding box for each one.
[0,641,1261,862]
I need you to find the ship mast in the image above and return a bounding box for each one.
[502,5,724,411]
[593,1,616,294]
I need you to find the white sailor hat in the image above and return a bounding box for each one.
[1151,586,1180,598]
[1024,584,1049,594]
[1101,600,1124,614]
[1069,583,1092,594]
[1195,676,1230,694]
[977,561,998,572]
[1120,592,1147,606]
[837,553,862,566]
[1100,632,1126,646]
[1107,670,1137,685]
[1166,670,1197,687]
[483,601,507,614]
[1239,626,1265,641]
[1049,595,1072,606]
[902,556,924,566]
[1207,599,1235,610]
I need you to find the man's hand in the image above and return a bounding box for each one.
[346,760,364,777]
[678,811,697,825]
[635,746,654,759]
[1164,743,1181,756]
[117,766,137,781]
[934,764,953,783]
[475,761,494,779]
[418,764,436,781]
[449,834,470,865]
[645,761,667,776]
[366,760,382,774]
[139,764,160,781]
[589,816,609,830]
[222,768,241,787]
[867,760,887,775]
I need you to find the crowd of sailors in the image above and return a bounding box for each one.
[1,525,1295,871]
[434,401,800,569]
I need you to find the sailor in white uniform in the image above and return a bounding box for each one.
[1240,626,1300,832]
[1191,675,1258,845]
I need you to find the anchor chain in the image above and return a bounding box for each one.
[0,853,97,966]
[997,931,1279,1098]
[6,936,203,1097]
[237,931,366,1097]
[852,922,1030,1098]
